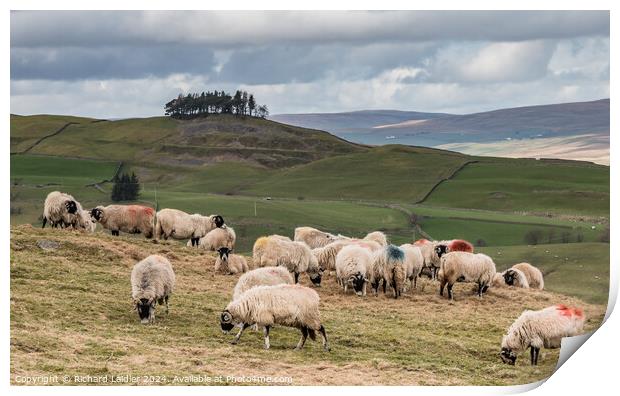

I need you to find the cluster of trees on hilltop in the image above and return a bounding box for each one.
[164,90,269,119]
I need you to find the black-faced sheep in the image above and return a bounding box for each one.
[90,204,155,237]
[335,245,373,296]
[437,250,496,299]
[220,284,329,351]
[130,255,175,324]
[501,304,585,365]
[511,262,544,290]
[214,247,248,275]
[42,191,90,230]
[155,208,224,245]
[232,266,295,301]
[492,269,530,289]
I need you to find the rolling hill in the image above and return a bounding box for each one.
[271,99,610,164]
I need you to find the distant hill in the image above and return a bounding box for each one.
[271,99,610,164]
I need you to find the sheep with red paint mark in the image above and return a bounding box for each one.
[90,204,155,238]
[501,304,585,365]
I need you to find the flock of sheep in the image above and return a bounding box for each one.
[40,191,585,366]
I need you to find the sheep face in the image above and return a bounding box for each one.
[435,244,448,258]
[348,273,367,296]
[213,215,225,228]
[503,270,517,286]
[220,310,236,333]
[65,200,78,214]
[90,207,104,222]
[500,347,517,365]
[135,298,155,324]
[217,247,231,262]
[309,268,324,287]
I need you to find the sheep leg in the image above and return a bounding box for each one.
[477,282,483,297]
[447,283,454,300]
[165,296,169,314]
[263,325,271,349]
[413,275,417,290]
[294,272,300,284]
[231,323,251,345]
[530,346,540,365]
[319,325,330,352]
[42,217,47,228]
[439,279,446,296]
[295,327,308,350]
[382,279,387,294]
[363,282,367,296]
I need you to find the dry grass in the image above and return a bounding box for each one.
[10,225,606,386]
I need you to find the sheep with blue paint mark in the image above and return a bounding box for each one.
[370,244,407,298]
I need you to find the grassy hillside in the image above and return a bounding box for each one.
[10,114,96,153]
[424,159,609,217]
[10,226,607,385]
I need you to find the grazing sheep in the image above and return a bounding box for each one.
[90,204,155,238]
[190,225,236,251]
[364,231,388,246]
[335,245,373,296]
[511,263,544,290]
[400,243,424,290]
[214,247,248,275]
[220,284,330,351]
[438,250,496,299]
[253,236,322,286]
[130,255,175,324]
[414,239,438,279]
[294,226,339,248]
[155,208,224,245]
[492,269,530,289]
[232,267,294,301]
[370,244,407,298]
[42,191,86,230]
[501,304,585,365]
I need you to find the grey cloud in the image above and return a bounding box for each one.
[11,10,609,49]
[11,45,217,80]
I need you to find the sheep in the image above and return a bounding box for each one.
[364,231,388,246]
[130,255,175,324]
[335,245,373,296]
[370,244,407,298]
[214,247,249,275]
[437,250,496,299]
[189,225,236,251]
[253,236,323,286]
[90,204,155,238]
[42,191,88,230]
[220,284,330,351]
[400,243,424,290]
[294,226,338,248]
[424,239,475,279]
[232,266,294,301]
[155,208,224,245]
[511,262,544,290]
[313,239,381,274]
[414,239,437,278]
[492,269,530,289]
[500,304,585,365]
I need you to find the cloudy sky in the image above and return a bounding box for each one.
[10,11,609,118]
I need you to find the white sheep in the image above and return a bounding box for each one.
[232,266,294,301]
[501,304,585,365]
[155,208,224,245]
[214,247,248,275]
[42,191,88,230]
[363,231,388,246]
[253,236,322,286]
[511,262,544,290]
[438,251,496,299]
[294,226,338,248]
[370,244,407,298]
[130,255,175,324]
[502,268,530,288]
[400,243,424,290]
[90,204,155,237]
[220,284,330,351]
[335,245,373,296]
[189,225,236,251]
